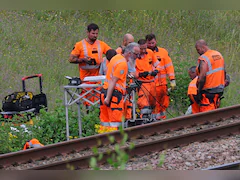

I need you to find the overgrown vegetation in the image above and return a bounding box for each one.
[0,100,100,154]
[0,10,239,153]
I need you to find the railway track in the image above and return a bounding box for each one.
[1,104,240,170]
[27,121,240,170]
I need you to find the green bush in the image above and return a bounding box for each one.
[168,61,193,116]
[0,115,33,153]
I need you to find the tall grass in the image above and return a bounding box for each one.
[0,10,239,112]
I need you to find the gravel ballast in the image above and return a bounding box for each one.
[98,135,240,170]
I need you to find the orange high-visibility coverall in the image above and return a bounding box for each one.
[23,138,44,150]
[196,50,225,112]
[152,47,175,120]
[71,39,111,107]
[187,76,199,114]
[135,49,160,117]
[116,46,134,120]
[99,54,128,133]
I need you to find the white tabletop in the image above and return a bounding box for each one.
[83,75,106,82]
[64,83,103,89]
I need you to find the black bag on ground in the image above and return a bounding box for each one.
[2,91,33,112]
[32,93,47,113]
[2,74,47,115]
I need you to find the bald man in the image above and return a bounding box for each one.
[195,39,226,112]
[116,33,134,54]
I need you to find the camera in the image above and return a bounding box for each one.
[87,58,97,65]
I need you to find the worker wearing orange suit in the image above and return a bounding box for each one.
[99,49,117,75]
[145,34,176,120]
[99,42,140,133]
[116,34,135,120]
[135,39,161,119]
[187,66,199,114]
[195,39,226,112]
[69,23,111,109]
[23,138,44,150]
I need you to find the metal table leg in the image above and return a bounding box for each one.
[64,88,70,141]
[77,89,82,138]
[132,90,136,121]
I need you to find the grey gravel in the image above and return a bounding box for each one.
[98,135,240,170]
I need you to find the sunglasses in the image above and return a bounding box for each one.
[132,52,140,58]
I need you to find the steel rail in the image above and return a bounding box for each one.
[203,161,240,170]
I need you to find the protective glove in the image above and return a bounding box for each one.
[224,74,230,87]
[196,92,203,104]
[150,70,159,76]
[170,79,176,90]
[126,86,132,94]
[139,71,149,78]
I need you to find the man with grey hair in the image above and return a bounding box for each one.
[116,34,137,76]
[99,42,140,133]
[116,36,138,121]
